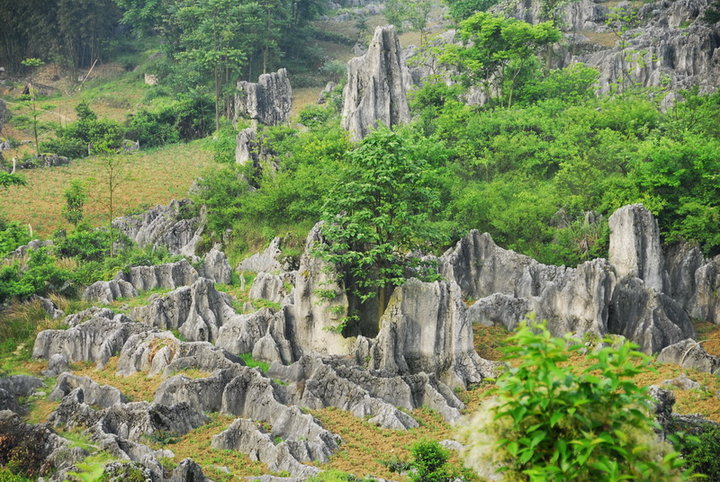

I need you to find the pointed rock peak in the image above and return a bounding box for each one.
[234,68,292,126]
[341,25,412,141]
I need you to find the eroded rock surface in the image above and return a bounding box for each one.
[237,237,284,273]
[657,338,720,374]
[341,25,412,140]
[234,69,292,126]
[113,199,205,257]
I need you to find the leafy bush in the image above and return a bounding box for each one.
[0,221,30,258]
[408,440,456,482]
[675,425,720,478]
[41,103,124,158]
[459,321,684,480]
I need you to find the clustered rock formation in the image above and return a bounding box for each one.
[234,68,292,126]
[341,25,413,141]
[3,201,720,478]
[501,0,720,94]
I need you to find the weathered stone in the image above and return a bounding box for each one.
[234,127,278,175]
[237,237,284,273]
[317,81,336,104]
[33,315,150,368]
[608,204,666,292]
[286,224,354,357]
[44,353,70,376]
[663,374,701,390]
[212,419,320,477]
[363,279,498,388]
[131,278,235,342]
[117,330,241,377]
[116,258,199,292]
[665,242,706,311]
[341,25,412,141]
[608,276,694,354]
[466,293,530,329]
[0,99,10,131]
[169,458,206,482]
[234,68,292,126]
[82,278,137,304]
[8,239,53,260]
[33,295,64,319]
[50,373,128,407]
[690,257,720,324]
[199,247,233,284]
[0,388,22,414]
[249,272,294,304]
[14,154,69,169]
[113,199,205,257]
[0,375,44,398]
[216,307,295,364]
[63,306,116,327]
[101,461,154,481]
[657,338,720,374]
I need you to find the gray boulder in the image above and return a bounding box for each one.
[363,278,498,388]
[131,277,235,342]
[657,338,720,374]
[113,199,205,257]
[117,330,241,376]
[7,239,53,261]
[82,278,137,304]
[665,243,706,311]
[689,257,720,324]
[50,373,128,407]
[234,68,292,126]
[33,315,150,368]
[608,204,666,292]
[199,247,233,284]
[608,276,695,354]
[237,237,284,273]
[216,307,295,364]
[0,98,10,130]
[33,295,64,319]
[44,353,70,376]
[116,258,199,292]
[169,458,206,482]
[249,271,294,304]
[341,25,412,141]
[0,374,44,397]
[212,419,321,477]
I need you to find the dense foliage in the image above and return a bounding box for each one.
[460,322,684,480]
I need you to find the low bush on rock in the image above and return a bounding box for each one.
[459,322,685,480]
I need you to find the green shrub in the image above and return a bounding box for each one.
[408,440,456,482]
[459,321,685,480]
[0,221,30,258]
[676,425,720,478]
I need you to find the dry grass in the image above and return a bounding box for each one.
[311,407,466,480]
[0,141,214,237]
[292,87,324,119]
[582,31,619,48]
[154,413,270,481]
[26,399,60,424]
[73,357,163,402]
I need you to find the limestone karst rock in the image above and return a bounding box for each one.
[501,0,720,94]
[117,258,199,292]
[359,278,499,388]
[33,314,147,368]
[608,204,666,292]
[249,271,294,305]
[237,236,285,273]
[657,338,720,374]
[234,127,279,175]
[341,25,413,141]
[82,278,137,304]
[113,199,205,257]
[234,68,292,126]
[199,246,233,284]
[0,99,10,131]
[50,373,128,408]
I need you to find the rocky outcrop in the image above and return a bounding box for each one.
[14,154,70,170]
[235,127,278,172]
[0,410,87,479]
[249,272,294,304]
[50,373,128,408]
[234,69,292,126]
[664,243,720,325]
[33,314,148,368]
[689,257,720,324]
[286,224,353,357]
[117,331,241,376]
[117,258,199,292]
[7,239,53,260]
[131,278,235,342]
[0,98,10,131]
[212,419,320,477]
[341,25,413,141]
[34,295,65,319]
[113,199,205,257]
[0,375,43,414]
[608,276,694,354]
[608,204,666,292]
[216,307,295,364]
[82,278,137,304]
[199,247,233,284]
[359,279,498,388]
[237,237,284,273]
[169,458,206,482]
[657,338,720,374]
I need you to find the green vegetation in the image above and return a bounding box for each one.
[240,353,270,373]
[460,322,684,480]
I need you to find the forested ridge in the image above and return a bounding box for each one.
[1,0,720,479]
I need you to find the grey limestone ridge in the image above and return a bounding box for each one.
[499,0,720,94]
[234,68,292,126]
[112,199,206,257]
[0,98,10,130]
[341,25,413,141]
[23,200,720,477]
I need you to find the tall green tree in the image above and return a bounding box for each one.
[442,12,561,106]
[316,128,443,324]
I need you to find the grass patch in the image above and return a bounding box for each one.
[26,399,60,424]
[0,141,214,237]
[73,357,162,402]
[239,353,270,373]
[149,413,269,481]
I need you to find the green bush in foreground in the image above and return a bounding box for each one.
[459,322,685,481]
